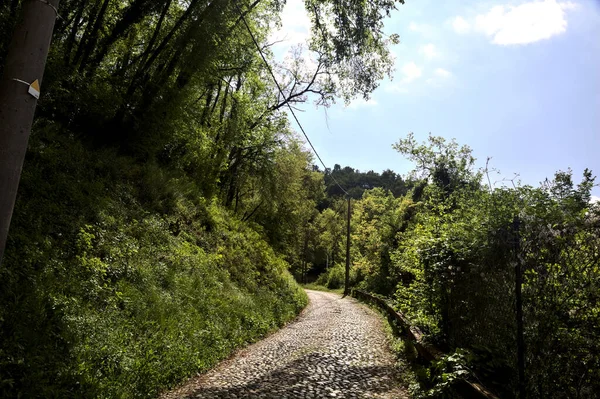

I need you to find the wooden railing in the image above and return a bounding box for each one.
[351,289,499,399]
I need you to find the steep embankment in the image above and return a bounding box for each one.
[0,127,307,398]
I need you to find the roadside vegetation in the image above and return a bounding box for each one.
[310,135,599,398]
[0,126,308,398]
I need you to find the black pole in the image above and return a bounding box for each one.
[344,197,351,296]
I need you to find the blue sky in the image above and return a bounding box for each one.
[270,0,600,198]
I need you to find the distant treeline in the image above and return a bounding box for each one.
[316,164,410,203]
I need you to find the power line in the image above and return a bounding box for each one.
[234,3,349,197]
[235,6,353,295]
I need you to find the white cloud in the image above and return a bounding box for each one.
[474,0,577,45]
[426,68,454,87]
[591,196,600,204]
[434,68,452,78]
[383,82,409,93]
[269,0,311,48]
[402,62,423,83]
[409,22,422,32]
[408,21,436,37]
[348,97,378,109]
[420,43,440,59]
[383,62,422,93]
[452,16,471,34]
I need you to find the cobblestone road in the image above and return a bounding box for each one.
[163,290,408,399]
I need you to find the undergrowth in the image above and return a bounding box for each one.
[0,125,308,398]
[356,294,468,399]
[313,264,359,290]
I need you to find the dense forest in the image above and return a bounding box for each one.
[0,0,598,398]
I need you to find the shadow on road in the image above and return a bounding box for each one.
[185,352,401,398]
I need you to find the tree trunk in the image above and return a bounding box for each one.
[0,0,60,265]
[137,0,200,77]
[88,0,162,72]
[72,0,101,67]
[77,0,110,71]
[63,0,86,65]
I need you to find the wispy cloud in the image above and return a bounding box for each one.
[408,21,436,37]
[454,0,577,45]
[401,62,423,83]
[426,68,454,87]
[269,0,311,50]
[384,62,423,93]
[348,97,378,109]
[408,22,424,32]
[452,16,471,34]
[476,0,576,45]
[419,43,440,59]
[434,68,452,78]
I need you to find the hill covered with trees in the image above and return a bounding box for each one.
[321,165,410,200]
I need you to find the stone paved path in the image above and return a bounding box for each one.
[162,290,408,399]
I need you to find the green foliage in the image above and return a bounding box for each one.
[313,134,600,398]
[305,0,403,103]
[315,264,344,289]
[318,164,409,201]
[3,0,598,397]
[0,127,307,398]
[410,350,472,399]
[351,188,415,295]
[387,135,599,397]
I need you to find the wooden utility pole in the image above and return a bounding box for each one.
[343,197,351,296]
[0,0,60,265]
[302,227,309,284]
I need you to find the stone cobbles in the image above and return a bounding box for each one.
[162,290,408,399]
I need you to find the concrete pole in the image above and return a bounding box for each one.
[0,0,60,265]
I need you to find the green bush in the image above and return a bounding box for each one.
[315,264,359,290]
[0,127,307,398]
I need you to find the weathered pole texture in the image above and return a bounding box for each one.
[302,227,309,284]
[343,197,351,296]
[0,0,60,265]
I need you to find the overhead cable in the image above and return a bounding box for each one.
[234,3,349,197]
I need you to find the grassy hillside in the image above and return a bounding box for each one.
[0,125,307,398]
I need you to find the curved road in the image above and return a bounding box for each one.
[163,290,408,399]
